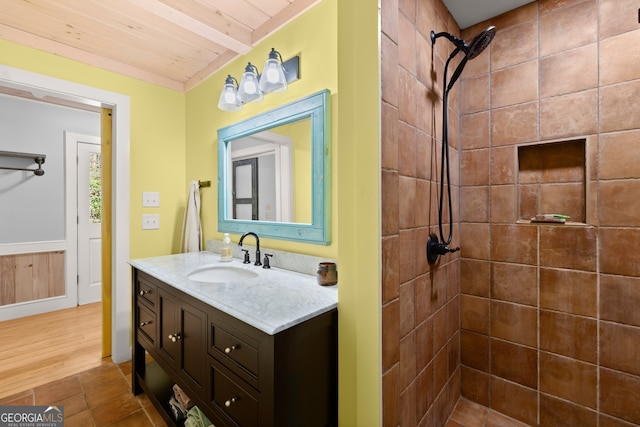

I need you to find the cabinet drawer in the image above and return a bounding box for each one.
[210,358,258,427]
[136,275,157,309]
[136,303,156,345]
[211,324,258,378]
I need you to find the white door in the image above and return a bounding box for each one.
[77,139,102,305]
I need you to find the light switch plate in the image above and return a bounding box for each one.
[142,191,160,207]
[142,214,160,230]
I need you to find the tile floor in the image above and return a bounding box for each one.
[0,358,167,427]
[446,398,530,427]
[0,356,525,427]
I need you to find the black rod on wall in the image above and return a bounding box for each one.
[0,150,46,176]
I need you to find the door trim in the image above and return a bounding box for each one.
[0,64,131,363]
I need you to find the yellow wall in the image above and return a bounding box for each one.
[0,39,187,259]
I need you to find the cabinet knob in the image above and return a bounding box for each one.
[139,290,149,296]
[168,333,181,342]
[224,397,237,408]
[139,321,152,327]
[224,345,237,354]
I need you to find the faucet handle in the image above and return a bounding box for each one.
[263,253,273,269]
[241,249,251,264]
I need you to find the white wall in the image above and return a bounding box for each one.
[0,94,99,244]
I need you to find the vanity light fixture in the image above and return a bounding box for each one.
[259,48,288,93]
[217,75,242,112]
[217,48,301,112]
[237,62,264,103]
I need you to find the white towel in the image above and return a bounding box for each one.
[180,181,202,253]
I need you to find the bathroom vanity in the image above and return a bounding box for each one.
[130,252,338,427]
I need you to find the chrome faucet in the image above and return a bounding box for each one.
[238,232,261,266]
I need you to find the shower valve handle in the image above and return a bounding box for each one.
[426,233,460,264]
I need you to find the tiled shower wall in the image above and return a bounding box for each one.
[459,0,640,425]
[381,0,463,425]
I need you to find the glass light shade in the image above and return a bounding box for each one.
[237,63,264,103]
[218,75,242,112]
[259,50,287,94]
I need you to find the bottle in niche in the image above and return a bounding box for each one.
[220,233,233,262]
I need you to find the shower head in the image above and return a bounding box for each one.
[430,26,497,60]
[466,26,497,60]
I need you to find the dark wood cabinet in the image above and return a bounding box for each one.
[132,268,337,427]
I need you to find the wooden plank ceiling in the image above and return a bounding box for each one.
[0,0,321,92]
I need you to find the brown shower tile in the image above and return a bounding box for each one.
[415,179,430,227]
[539,393,598,427]
[400,330,417,390]
[382,299,400,371]
[600,180,640,227]
[416,362,435,421]
[600,321,640,377]
[382,236,400,304]
[398,175,416,230]
[415,272,434,323]
[461,74,490,114]
[537,139,586,183]
[491,61,538,109]
[429,260,450,312]
[539,0,597,56]
[460,186,489,223]
[465,3,537,39]
[399,279,416,337]
[460,258,490,297]
[540,226,597,271]
[416,0,435,42]
[539,182,585,222]
[600,274,640,326]
[461,111,490,150]
[449,398,489,427]
[461,43,490,79]
[540,310,597,363]
[381,0,398,42]
[600,30,640,86]
[398,12,417,75]
[600,228,640,277]
[433,347,449,399]
[491,185,516,224]
[416,317,433,370]
[460,330,489,372]
[492,102,538,147]
[399,229,417,283]
[540,352,597,408]
[382,365,400,427]
[460,222,490,260]
[461,366,490,407]
[400,379,417,427]
[600,367,640,425]
[433,305,448,355]
[491,339,537,389]
[460,149,490,186]
[540,90,597,140]
[491,20,538,71]
[491,224,537,265]
[447,295,460,340]
[601,80,640,133]
[599,0,639,39]
[491,301,537,347]
[491,262,537,306]
[416,129,432,180]
[416,80,434,135]
[540,43,597,98]
[540,268,597,316]
[460,294,489,334]
[416,32,433,89]
[539,0,588,14]
[381,35,399,107]
[600,130,640,180]
[599,413,640,427]
[490,376,538,426]
[381,169,399,236]
[399,66,417,126]
[485,410,532,427]
[381,101,399,170]
[398,121,417,177]
[518,184,538,221]
[491,146,517,185]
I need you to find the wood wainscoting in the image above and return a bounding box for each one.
[0,251,65,306]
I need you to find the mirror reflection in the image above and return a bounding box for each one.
[227,118,311,223]
[217,89,331,245]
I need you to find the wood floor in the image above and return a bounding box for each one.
[0,302,103,399]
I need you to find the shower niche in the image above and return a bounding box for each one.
[517,139,586,223]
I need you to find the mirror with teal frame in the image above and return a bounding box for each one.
[217,89,331,244]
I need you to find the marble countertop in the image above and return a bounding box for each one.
[129,251,337,335]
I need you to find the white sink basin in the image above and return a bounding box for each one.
[187,265,259,283]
